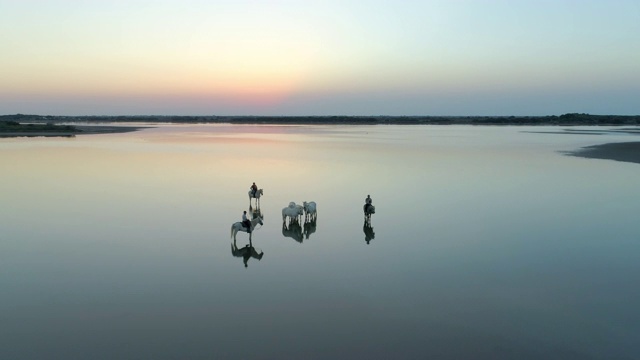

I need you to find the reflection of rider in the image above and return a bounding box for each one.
[241,245,260,267]
[242,211,251,233]
[250,182,258,197]
[365,194,372,212]
[242,246,251,267]
[364,221,375,245]
[232,240,264,268]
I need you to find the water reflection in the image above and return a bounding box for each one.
[282,218,304,243]
[250,205,262,220]
[231,238,264,268]
[6,125,640,359]
[363,219,375,245]
[303,218,317,240]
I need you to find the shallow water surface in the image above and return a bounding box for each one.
[2,125,640,359]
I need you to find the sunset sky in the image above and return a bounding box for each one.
[1,0,638,116]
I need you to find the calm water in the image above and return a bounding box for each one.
[2,124,639,359]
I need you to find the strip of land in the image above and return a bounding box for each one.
[567,142,640,165]
[0,121,148,138]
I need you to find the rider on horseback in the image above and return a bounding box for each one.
[250,182,258,198]
[365,195,372,213]
[242,211,251,233]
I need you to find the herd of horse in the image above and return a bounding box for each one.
[230,187,377,266]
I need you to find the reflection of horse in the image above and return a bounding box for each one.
[363,220,375,245]
[250,206,262,220]
[282,202,304,223]
[303,201,317,222]
[248,188,264,206]
[230,216,263,241]
[364,204,375,220]
[231,238,264,268]
[282,218,304,243]
[303,218,317,240]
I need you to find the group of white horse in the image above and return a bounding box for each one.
[232,187,373,241]
[282,201,317,224]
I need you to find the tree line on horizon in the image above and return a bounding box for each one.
[2,113,640,125]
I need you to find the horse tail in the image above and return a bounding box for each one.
[230,224,236,239]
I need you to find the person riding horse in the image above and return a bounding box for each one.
[242,211,251,233]
[250,182,258,198]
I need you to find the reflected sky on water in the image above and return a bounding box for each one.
[2,124,640,359]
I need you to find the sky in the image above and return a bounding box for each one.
[1,0,639,116]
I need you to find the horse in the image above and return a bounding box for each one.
[282,218,304,243]
[230,216,263,241]
[364,204,375,220]
[282,202,304,223]
[303,201,317,222]
[248,188,264,206]
[231,238,264,268]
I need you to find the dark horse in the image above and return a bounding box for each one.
[364,204,376,220]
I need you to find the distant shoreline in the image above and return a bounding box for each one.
[2,113,640,126]
[0,124,147,138]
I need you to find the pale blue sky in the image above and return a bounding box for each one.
[1,0,638,115]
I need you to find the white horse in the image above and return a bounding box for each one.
[303,201,317,221]
[230,216,263,241]
[248,188,264,205]
[364,204,375,220]
[282,202,304,223]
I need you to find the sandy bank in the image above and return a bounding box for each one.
[0,125,149,138]
[568,142,640,165]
